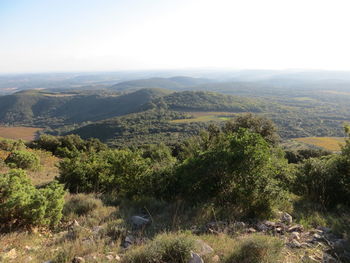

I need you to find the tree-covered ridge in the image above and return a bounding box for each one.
[150,91,263,112]
[0,88,171,126]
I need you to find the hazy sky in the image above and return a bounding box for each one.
[1,0,350,73]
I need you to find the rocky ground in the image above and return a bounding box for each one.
[2,211,349,263]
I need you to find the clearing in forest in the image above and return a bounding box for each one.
[0,126,43,141]
[293,137,346,151]
[171,111,237,123]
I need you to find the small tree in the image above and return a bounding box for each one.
[0,169,65,229]
[5,150,40,170]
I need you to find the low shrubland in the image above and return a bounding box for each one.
[1,115,350,262]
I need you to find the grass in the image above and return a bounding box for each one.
[123,232,195,263]
[170,111,237,123]
[293,137,345,151]
[223,234,284,263]
[0,126,43,141]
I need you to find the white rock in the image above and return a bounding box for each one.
[291,232,300,240]
[281,212,293,225]
[189,252,204,263]
[131,216,150,227]
[195,239,214,256]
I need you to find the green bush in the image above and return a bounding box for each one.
[0,169,65,229]
[172,129,288,217]
[0,138,25,151]
[123,232,194,263]
[29,134,107,158]
[63,194,103,217]
[224,234,283,263]
[58,149,151,198]
[5,150,40,170]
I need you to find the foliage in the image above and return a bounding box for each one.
[5,150,40,170]
[223,113,279,145]
[123,232,194,263]
[296,127,350,207]
[223,234,283,263]
[58,149,152,198]
[63,193,104,217]
[0,169,65,229]
[172,129,288,217]
[0,137,25,151]
[29,134,107,157]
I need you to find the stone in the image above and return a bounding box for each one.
[195,239,214,256]
[189,252,204,263]
[291,232,300,240]
[122,235,134,248]
[211,255,220,262]
[288,224,304,232]
[72,257,85,263]
[263,220,276,227]
[106,255,114,261]
[115,255,121,261]
[281,212,293,225]
[313,233,323,241]
[257,223,268,232]
[131,216,150,227]
[247,227,257,233]
[72,220,80,227]
[288,239,302,248]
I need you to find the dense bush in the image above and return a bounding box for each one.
[0,169,65,229]
[5,150,40,170]
[224,234,283,263]
[29,134,107,158]
[58,149,151,197]
[123,233,194,263]
[172,129,288,217]
[0,138,25,151]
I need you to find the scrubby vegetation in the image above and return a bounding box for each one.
[1,114,350,262]
[0,169,65,230]
[5,150,40,170]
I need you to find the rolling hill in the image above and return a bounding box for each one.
[0,88,171,126]
[110,76,213,91]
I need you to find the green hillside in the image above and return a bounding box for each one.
[110,76,212,91]
[0,88,171,126]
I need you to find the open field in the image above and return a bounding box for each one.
[0,126,42,141]
[171,111,237,123]
[293,137,346,151]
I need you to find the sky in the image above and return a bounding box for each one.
[1,0,350,73]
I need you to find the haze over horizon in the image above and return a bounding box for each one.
[1,0,350,73]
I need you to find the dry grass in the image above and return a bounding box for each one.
[0,126,43,141]
[171,112,237,123]
[293,137,345,151]
[0,148,59,186]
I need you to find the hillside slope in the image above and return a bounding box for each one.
[110,76,213,91]
[0,88,171,126]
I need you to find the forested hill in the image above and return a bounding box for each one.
[110,76,213,91]
[63,91,263,146]
[148,91,263,112]
[0,88,171,126]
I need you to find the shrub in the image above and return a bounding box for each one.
[173,129,287,217]
[5,150,40,170]
[58,149,151,198]
[296,154,350,207]
[0,138,25,151]
[123,232,194,263]
[63,194,103,217]
[224,234,284,263]
[0,169,65,229]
